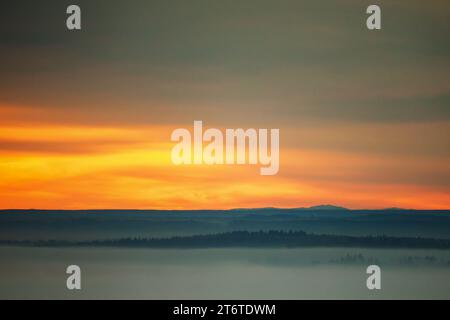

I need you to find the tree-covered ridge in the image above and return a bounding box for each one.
[2,230,450,249]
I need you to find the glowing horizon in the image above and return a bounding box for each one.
[1,113,448,210]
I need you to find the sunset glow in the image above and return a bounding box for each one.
[1,109,448,209]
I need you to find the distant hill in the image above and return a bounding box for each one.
[230,204,349,211]
[305,205,349,211]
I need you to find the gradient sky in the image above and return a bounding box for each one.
[0,0,449,209]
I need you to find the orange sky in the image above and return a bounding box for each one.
[1,106,449,209]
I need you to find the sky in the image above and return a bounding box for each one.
[0,0,449,209]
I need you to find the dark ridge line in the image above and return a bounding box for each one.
[1,230,450,249]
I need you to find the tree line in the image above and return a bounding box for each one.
[1,230,450,249]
